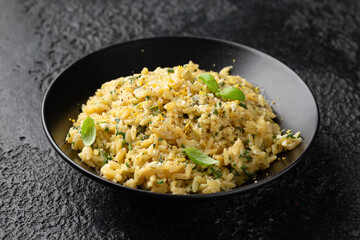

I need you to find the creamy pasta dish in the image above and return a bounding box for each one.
[66,61,301,194]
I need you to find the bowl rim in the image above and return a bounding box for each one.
[41,35,319,199]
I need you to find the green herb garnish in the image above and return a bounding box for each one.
[184,147,219,166]
[213,109,219,115]
[198,73,219,94]
[219,87,245,101]
[239,103,247,109]
[117,131,125,139]
[167,68,174,73]
[157,180,164,184]
[81,117,96,146]
[149,106,158,110]
[210,166,223,179]
[287,132,296,139]
[129,75,141,81]
[145,96,150,100]
[198,74,245,102]
[158,137,163,142]
[240,150,252,162]
[102,152,113,164]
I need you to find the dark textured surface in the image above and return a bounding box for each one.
[1,0,359,239]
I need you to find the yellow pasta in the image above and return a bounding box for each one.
[66,61,302,194]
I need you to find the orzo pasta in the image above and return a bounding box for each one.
[66,61,302,194]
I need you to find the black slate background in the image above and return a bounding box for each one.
[1,0,360,239]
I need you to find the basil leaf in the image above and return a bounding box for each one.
[81,117,96,146]
[198,73,219,94]
[220,87,245,101]
[184,147,219,166]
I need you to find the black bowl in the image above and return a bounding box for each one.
[42,36,319,200]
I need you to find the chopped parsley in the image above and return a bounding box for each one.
[158,137,163,142]
[287,132,296,139]
[241,165,255,179]
[145,96,150,100]
[116,130,125,139]
[213,109,219,115]
[240,150,252,162]
[209,166,223,179]
[167,68,174,73]
[181,144,185,148]
[105,127,109,132]
[102,152,113,164]
[149,106,158,110]
[129,75,142,81]
[244,170,255,180]
[236,127,243,133]
[156,180,164,184]
[192,97,200,105]
[239,103,247,109]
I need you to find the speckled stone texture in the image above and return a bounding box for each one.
[1,0,360,239]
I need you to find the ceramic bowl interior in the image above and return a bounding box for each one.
[42,36,318,199]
